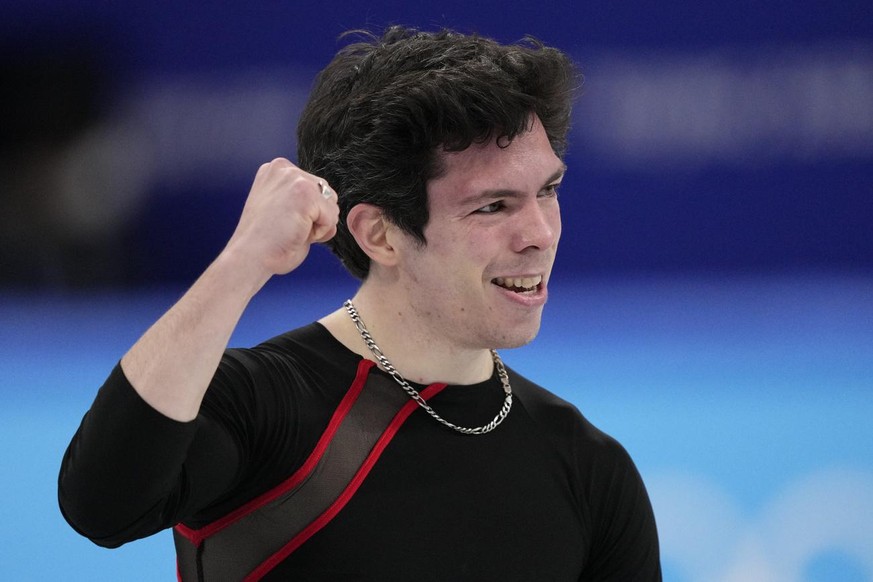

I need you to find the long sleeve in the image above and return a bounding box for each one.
[58,363,242,547]
[579,432,662,581]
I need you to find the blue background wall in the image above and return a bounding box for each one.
[1,1,871,580]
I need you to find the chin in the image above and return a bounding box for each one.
[491,324,542,350]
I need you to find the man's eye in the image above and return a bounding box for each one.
[475,201,504,214]
[541,184,561,197]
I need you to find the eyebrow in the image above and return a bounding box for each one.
[461,163,568,206]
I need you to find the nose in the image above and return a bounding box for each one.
[513,199,560,252]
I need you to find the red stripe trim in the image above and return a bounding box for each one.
[244,381,448,582]
[174,359,376,547]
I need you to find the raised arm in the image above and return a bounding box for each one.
[59,159,339,545]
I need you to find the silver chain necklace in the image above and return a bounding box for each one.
[343,299,512,435]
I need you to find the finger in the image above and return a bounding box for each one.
[311,222,338,243]
[308,193,339,242]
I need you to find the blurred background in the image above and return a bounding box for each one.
[1,1,871,580]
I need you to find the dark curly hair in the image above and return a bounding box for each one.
[297,26,581,279]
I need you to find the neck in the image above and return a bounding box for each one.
[319,283,494,386]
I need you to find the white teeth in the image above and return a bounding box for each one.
[493,275,543,291]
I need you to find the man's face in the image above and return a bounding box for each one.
[393,116,564,351]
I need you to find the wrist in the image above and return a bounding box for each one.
[210,246,274,300]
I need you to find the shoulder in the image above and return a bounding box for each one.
[190,323,364,523]
[225,322,345,365]
[508,367,648,515]
[508,370,661,576]
[508,367,627,461]
[257,322,342,356]
[215,322,358,387]
[200,322,360,456]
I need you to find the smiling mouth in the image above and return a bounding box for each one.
[492,275,543,294]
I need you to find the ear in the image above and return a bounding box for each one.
[346,203,399,268]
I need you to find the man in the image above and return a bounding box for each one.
[59,26,661,580]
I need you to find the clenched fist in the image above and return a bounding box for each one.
[222,158,340,279]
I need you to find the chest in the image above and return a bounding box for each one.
[266,411,589,581]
